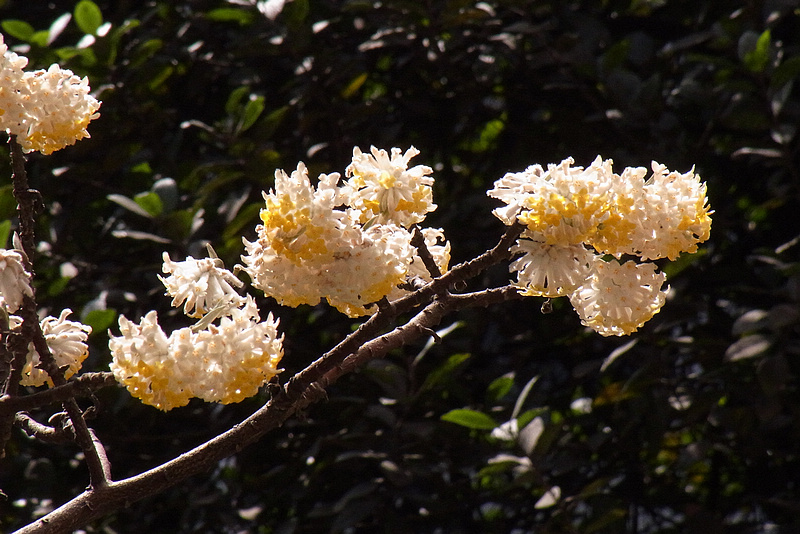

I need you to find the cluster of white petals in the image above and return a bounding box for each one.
[242,150,449,317]
[160,250,245,318]
[0,34,101,154]
[488,156,711,336]
[343,146,435,228]
[110,251,284,411]
[16,309,92,387]
[110,294,284,411]
[0,248,33,312]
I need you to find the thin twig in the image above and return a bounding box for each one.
[14,224,526,534]
[0,372,118,414]
[6,136,112,489]
[410,225,442,279]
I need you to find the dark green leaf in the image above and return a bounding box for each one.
[1,20,35,41]
[74,0,103,35]
[441,409,497,430]
[420,352,470,392]
[741,29,771,72]
[239,95,265,133]
[225,86,250,115]
[134,191,164,217]
[205,8,255,25]
[0,219,11,248]
[486,373,514,402]
[83,309,118,334]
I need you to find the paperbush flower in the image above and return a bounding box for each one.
[0,34,101,154]
[489,156,710,336]
[18,309,92,387]
[0,35,28,132]
[0,248,33,313]
[343,146,435,227]
[569,260,668,336]
[510,238,596,298]
[160,251,245,318]
[109,296,284,411]
[242,158,445,317]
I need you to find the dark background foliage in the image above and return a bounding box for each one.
[1,0,799,532]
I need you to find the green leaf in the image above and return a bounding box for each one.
[773,56,800,89]
[0,219,11,248]
[225,86,250,115]
[83,309,117,334]
[134,191,164,217]
[420,352,470,392]
[206,8,255,25]
[486,373,514,402]
[29,30,50,47]
[741,29,771,73]
[341,72,368,99]
[441,409,497,430]
[258,105,289,139]
[0,184,17,220]
[1,19,35,41]
[74,0,103,35]
[238,95,265,133]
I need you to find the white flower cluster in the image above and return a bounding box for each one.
[0,249,91,386]
[0,248,33,312]
[109,254,284,411]
[242,147,450,317]
[18,309,92,387]
[0,34,101,154]
[489,157,712,336]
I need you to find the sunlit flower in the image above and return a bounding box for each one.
[0,35,101,154]
[488,157,617,246]
[242,162,424,316]
[343,146,435,227]
[0,34,29,132]
[607,162,712,260]
[0,248,33,313]
[569,260,667,336]
[109,296,283,411]
[488,157,711,260]
[19,309,92,387]
[511,237,596,298]
[321,223,414,317]
[160,250,245,318]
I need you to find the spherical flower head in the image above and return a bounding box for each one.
[614,162,712,260]
[0,35,101,155]
[14,65,101,154]
[488,157,616,246]
[0,248,33,313]
[109,310,192,410]
[321,223,415,317]
[510,237,597,297]
[343,146,436,228]
[255,163,348,264]
[568,260,667,336]
[243,163,420,316]
[20,309,92,387]
[159,251,245,318]
[109,297,284,411]
[0,34,29,133]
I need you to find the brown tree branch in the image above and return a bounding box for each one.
[0,373,118,414]
[13,227,526,534]
[4,136,112,489]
